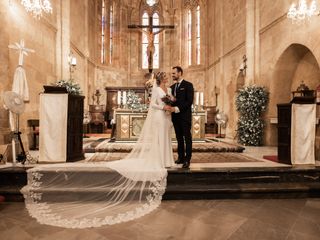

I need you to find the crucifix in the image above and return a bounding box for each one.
[8,39,35,66]
[128,16,174,73]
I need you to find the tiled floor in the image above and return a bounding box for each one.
[1,199,320,239]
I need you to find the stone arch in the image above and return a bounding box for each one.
[270,44,320,116]
[265,43,320,145]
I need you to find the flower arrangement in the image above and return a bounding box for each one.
[236,85,269,146]
[126,91,148,111]
[161,94,175,106]
[53,80,82,95]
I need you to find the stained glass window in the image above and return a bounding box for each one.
[110,3,113,64]
[196,5,200,65]
[152,12,160,69]
[142,12,149,69]
[101,0,106,64]
[187,10,192,66]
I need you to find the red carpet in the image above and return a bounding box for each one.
[263,155,278,163]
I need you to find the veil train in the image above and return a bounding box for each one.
[21,78,168,228]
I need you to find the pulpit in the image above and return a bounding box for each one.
[277,102,316,165]
[39,93,84,163]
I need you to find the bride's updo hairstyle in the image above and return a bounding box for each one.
[155,72,167,86]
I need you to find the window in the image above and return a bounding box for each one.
[187,10,192,66]
[101,0,106,64]
[152,12,160,69]
[110,3,113,64]
[142,12,149,69]
[196,5,200,65]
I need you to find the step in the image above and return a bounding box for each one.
[2,166,320,202]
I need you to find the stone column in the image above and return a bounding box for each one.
[245,0,259,85]
[56,0,71,80]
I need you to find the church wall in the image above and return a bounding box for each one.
[206,0,320,147]
[1,1,58,150]
[258,1,320,146]
[0,1,11,145]
[206,0,246,138]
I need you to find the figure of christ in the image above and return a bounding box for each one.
[128,16,174,73]
[141,28,165,73]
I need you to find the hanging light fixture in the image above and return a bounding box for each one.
[287,0,319,23]
[20,0,53,19]
[146,0,158,7]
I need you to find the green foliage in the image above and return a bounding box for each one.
[54,80,82,95]
[236,85,269,146]
[126,91,147,111]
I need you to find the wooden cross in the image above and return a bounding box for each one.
[128,16,174,73]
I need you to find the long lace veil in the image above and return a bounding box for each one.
[21,77,168,228]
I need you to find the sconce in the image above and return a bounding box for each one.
[68,52,77,81]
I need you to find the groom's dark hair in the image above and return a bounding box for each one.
[173,66,183,75]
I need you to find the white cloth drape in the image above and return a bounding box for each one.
[291,104,316,165]
[39,94,68,163]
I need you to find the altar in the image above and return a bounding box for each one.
[115,109,206,141]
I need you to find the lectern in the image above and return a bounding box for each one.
[39,93,84,162]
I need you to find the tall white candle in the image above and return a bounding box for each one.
[195,92,199,105]
[200,92,204,106]
[117,91,121,105]
[123,91,127,105]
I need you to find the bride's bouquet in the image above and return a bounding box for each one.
[161,94,175,106]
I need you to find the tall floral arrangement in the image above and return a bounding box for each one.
[236,85,269,146]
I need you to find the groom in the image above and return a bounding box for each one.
[166,66,194,168]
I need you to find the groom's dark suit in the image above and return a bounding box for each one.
[171,79,194,165]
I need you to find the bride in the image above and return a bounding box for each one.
[22,72,176,228]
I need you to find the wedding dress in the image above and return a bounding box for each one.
[21,81,175,228]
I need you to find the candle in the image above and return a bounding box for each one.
[195,92,199,106]
[200,92,204,106]
[123,91,127,105]
[117,91,121,105]
[71,57,77,66]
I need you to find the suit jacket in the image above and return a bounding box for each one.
[170,79,194,123]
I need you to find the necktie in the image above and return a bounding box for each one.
[174,82,179,96]
[174,82,181,97]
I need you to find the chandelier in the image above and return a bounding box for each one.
[287,0,319,23]
[146,0,159,7]
[20,0,53,19]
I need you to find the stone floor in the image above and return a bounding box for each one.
[1,199,320,240]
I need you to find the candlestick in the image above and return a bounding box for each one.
[200,92,204,106]
[117,91,121,106]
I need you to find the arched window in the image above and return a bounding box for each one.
[196,5,200,65]
[187,10,192,66]
[100,0,114,65]
[109,3,114,64]
[101,0,106,64]
[142,12,149,69]
[152,12,160,69]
